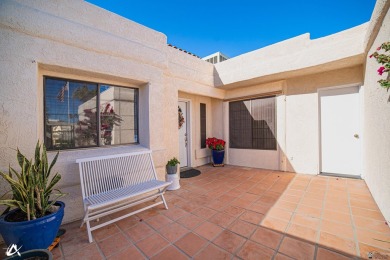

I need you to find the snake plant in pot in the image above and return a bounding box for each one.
[0,141,66,252]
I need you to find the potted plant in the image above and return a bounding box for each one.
[0,141,66,252]
[206,137,226,166]
[166,157,180,190]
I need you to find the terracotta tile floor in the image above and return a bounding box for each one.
[11,165,390,259]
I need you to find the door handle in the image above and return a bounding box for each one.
[354,134,359,139]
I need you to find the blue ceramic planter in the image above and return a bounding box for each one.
[0,201,65,252]
[212,150,225,165]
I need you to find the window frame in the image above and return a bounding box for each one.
[229,96,277,151]
[200,103,206,149]
[43,76,139,151]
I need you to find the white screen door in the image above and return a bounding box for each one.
[178,101,188,167]
[320,86,361,177]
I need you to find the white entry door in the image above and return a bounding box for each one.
[320,86,361,177]
[178,101,189,168]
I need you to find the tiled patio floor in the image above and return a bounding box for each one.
[43,166,390,259]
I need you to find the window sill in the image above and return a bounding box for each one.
[47,144,149,161]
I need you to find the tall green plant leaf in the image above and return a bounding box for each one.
[44,173,61,196]
[0,141,66,221]
[34,142,41,167]
[47,151,59,180]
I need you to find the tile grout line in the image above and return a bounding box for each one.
[270,174,311,257]
[305,176,323,260]
[116,221,151,259]
[221,171,269,259]
[270,173,299,259]
[159,171,254,259]
[96,238,110,260]
[347,179,362,259]
[227,170,282,259]
[315,176,328,247]
[233,169,281,256]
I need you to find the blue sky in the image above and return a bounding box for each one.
[86,0,376,58]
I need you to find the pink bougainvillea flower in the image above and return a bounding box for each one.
[377,46,381,51]
[369,54,373,58]
[378,66,386,75]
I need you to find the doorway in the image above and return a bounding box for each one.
[319,86,362,177]
[178,101,190,168]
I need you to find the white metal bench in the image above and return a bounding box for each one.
[76,150,171,243]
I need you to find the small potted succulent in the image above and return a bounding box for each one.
[166,157,180,190]
[0,141,66,252]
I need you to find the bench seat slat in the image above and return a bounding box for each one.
[86,180,170,209]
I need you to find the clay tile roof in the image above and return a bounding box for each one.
[167,44,200,58]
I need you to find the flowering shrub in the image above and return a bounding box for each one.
[206,137,226,150]
[75,103,122,146]
[370,42,390,90]
[101,103,122,145]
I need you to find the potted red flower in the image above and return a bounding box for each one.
[206,137,226,166]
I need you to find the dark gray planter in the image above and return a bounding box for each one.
[166,165,178,174]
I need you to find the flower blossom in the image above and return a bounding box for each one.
[378,66,386,75]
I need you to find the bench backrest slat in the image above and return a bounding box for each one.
[76,151,157,199]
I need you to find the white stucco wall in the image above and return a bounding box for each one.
[362,1,390,221]
[0,0,167,223]
[214,24,367,88]
[222,66,364,173]
[284,66,364,174]
[0,0,223,224]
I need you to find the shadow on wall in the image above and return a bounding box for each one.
[213,66,223,87]
[223,65,365,174]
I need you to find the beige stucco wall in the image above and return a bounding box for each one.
[362,1,390,221]
[222,66,364,173]
[284,66,364,174]
[178,92,225,167]
[0,0,226,224]
[0,0,223,224]
[0,0,163,223]
[163,43,226,168]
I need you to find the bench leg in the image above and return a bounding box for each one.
[86,220,93,243]
[80,208,90,228]
[161,194,168,209]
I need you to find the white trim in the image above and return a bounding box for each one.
[359,84,365,179]
[178,98,192,168]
